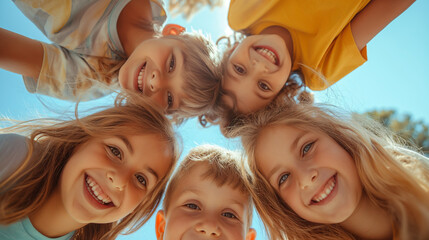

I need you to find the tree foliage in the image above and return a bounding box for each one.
[360,110,429,155]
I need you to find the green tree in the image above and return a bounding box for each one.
[359,110,429,155]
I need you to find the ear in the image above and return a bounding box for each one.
[155,210,166,240]
[246,228,257,240]
[162,24,186,36]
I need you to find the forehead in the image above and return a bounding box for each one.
[171,163,249,205]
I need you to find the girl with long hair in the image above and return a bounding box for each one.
[233,103,429,240]
[0,94,179,240]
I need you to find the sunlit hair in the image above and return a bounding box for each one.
[168,0,224,20]
[162,32,223,124]
[162,144,254,229]
[202,34,313,134]
[0,92,180,240]
[231,103,429,240]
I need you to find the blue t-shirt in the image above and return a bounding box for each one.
[0,217,74,240]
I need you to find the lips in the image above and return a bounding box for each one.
[136,62,147,93]
[310,174,337,205]
[254,46,279,65]
[84,174,115,207]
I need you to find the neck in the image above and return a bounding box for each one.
[29,187,84,238]
[260,25,294,62]
[117,0,156,57]
[341,194,393,240]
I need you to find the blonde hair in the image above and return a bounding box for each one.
[162,33,223,124]
[162,144,254,229]
[0,93,180,240]
[232,103,429,240]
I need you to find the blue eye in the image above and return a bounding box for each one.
[279,173,290,186]
[185,203,200,210]
[233,64,245,74]
[222,212,238,219]
[135,174,147,186]
[169,55,175,72]
[302,142,314,156]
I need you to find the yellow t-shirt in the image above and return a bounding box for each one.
[228,0,370,90]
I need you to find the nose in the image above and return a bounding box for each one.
[299,168,318,190]
[148,69,163,93]
[107,171,127,191]
[252,58,269,74]
[195,220,221,237]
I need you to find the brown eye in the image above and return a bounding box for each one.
[185,203,200,210]
[258,81,271,91]
[222,212,238,219]
[135,174,147,186]
[167,92,173,108]
[108,146,122,159]
[168,54,175,72]
[233,64,246,74]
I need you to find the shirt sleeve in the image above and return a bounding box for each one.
[23,43,119,101]
[304,24,368,90]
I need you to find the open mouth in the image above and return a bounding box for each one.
[310,174,337,205]
[84,174,115,207]
[136,62,147,93]
[254,46,279,65]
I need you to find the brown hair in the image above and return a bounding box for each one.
[232,103,429,240]
[0,93,180,240]
[162,144,254,229]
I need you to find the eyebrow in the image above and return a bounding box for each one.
[118,135,134,154]
[146,167,159,182]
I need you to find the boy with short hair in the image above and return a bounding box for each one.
[155,144,257,240]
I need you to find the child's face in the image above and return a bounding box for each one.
[118,38,187,112]
[222,34,292,114]
[254,124,362,224]
[58,134,172,224]
[155,163,256,240]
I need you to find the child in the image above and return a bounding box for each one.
[154,144,257,240]
[0,0,221,122]
[232,103,429,240]
[207,0,415,127]
[0,94,179,240]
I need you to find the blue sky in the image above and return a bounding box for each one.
[1,1,428,239]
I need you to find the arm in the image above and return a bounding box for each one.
[0,28,44,80]
[350,0,415,51]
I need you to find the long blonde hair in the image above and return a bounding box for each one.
[232,103,429,240]
[0,93,179,240]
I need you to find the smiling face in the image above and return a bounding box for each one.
[221,34,292,114]
[58,134,172,224]
[156,163,254,240]
[118,38,187,112]
[254,124,362,224]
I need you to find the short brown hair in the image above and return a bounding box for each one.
[162,145,254,229]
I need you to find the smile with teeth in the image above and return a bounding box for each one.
[254,47,279,65]
[137,62,147,92]
[311,175,336,203]
[85,175,113,206]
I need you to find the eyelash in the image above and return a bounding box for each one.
[222,212,238,219]
[135,173,147,187]
[108,145,122,160]
[185,203,200,210]
[258,81,270,91]
[302,141,315,156]
[167,91,173,108]
[168,54,176,73]
[278,173,290,186]
[233,64,245,74]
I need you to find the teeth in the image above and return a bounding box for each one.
[85,176,112,205]
[256,47,278,65]
[137,62,146,92]
[312,177,336,203]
